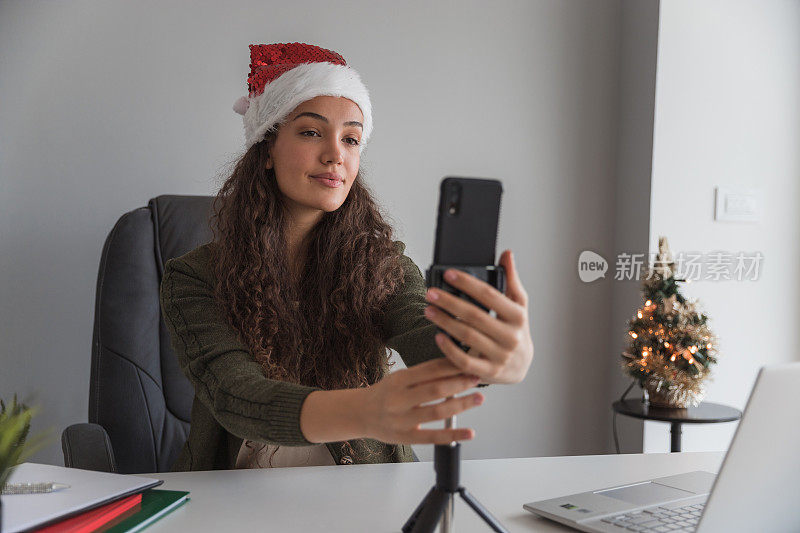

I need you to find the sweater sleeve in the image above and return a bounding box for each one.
[159,252,320,446]
[382,242,445,368]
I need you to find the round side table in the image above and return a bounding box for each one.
[612,399,742,452]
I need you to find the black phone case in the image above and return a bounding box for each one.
[433,177,503,266]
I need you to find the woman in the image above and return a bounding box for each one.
[159,43,534,471]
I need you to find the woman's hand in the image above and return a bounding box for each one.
[358,357,484,445]
[423,250,534,385]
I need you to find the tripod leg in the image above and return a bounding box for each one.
[459,488,510,533]
[403,487,435,533]
[402,487,450,533]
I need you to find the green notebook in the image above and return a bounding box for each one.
[100,489,190,533]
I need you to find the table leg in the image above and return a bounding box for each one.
[670,422,682,452]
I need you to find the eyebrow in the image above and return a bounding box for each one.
[291,111,363,129]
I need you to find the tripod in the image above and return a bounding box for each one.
[408,263,508,531]
[401,419,509,532]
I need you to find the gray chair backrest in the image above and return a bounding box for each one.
[88,195,214,473]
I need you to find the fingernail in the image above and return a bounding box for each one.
[426,289,439,301]
[445,269,458,282]
[473,394,483,405]
[424,306,436,318]
[470,376,480,385]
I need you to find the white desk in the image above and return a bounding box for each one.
[147,452,724,532]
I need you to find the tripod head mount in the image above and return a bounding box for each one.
[425,264,506,353]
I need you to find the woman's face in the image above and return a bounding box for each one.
[268,95,363,221]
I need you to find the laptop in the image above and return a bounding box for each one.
[523,362,800,532]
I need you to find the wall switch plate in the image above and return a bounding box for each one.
[714,186,761,223]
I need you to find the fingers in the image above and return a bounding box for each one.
[394,357,464,388]
[435,333,497,379]
[425,304,514,356]
[369,358,486,446]
[409,391,484,425]
[425,291,518,349]
[405,427,475,445]
[404,373,480,408]
[433,268,525,325]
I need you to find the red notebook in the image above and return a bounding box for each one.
[35,493,143,533]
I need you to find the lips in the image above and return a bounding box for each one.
[310,173,344,188]
[311,173,342,182]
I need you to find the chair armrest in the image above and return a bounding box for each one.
[61,423,118,473]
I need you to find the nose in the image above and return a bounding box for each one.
[321,136,345,165]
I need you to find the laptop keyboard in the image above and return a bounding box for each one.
[600,503,704,532]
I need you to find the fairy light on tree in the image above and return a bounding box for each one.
[621,236,720,407]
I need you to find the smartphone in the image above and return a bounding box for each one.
[432,177,503,266]
[426,177,505,352]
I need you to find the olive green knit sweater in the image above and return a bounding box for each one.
[159,241,444,470]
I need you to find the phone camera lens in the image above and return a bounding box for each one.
[446,182,461,215]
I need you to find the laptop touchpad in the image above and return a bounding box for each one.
[595,482,695,506]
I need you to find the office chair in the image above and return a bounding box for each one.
[62,195,214,474]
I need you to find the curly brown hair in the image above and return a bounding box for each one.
[209,135,405,392]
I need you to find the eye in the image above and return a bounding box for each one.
[300,130,320,137]
[345,137,360,146]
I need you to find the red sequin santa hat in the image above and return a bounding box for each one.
[232,42,372,152]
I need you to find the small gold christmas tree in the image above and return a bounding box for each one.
[621,236,719,407]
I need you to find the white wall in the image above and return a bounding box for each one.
[607,0,661,454]
[0,0,624,465]
[644,0,800,453]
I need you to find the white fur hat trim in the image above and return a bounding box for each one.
[236,62,372,152]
